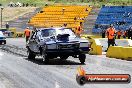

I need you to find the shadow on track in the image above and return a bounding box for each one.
[24,58,84,65]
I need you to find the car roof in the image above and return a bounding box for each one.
[38,27,72,30]
[0,31,5,37]
[0,31,3,34]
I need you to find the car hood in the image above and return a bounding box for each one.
[40,37,89,45]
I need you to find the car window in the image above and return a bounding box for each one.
[41,29,56,37]
[56,28,76,38]
[30,31,36,39]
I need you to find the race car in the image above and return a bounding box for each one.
[26,27,90,64]
[0,31,6,45]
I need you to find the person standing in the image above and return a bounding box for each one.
[123,30,127,39]
[75,22,83,37]
[102,29,106,38]
[128,26,132,40]
[127,27,132,39]
[24,27,31,42]
[117,30,122,39]
[5,22,9,30]
[63,23,67,27]
[106,24,116,49]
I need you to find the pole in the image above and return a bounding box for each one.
[1,7,3,28]
[1,8,2,28]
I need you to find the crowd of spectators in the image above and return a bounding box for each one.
[8,2,36,7]
[101,25,132,40]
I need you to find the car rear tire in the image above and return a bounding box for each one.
[79,54,86,64]
[27,49,36,60]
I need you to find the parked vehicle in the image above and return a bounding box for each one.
[0,31,6,45]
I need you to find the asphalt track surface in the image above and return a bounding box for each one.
[0,38,132,88]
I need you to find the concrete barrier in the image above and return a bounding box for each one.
[106,46,132,60]
[9,28,17,37]
[106,46,123,58]
[89,39,102,55]
[81,35,102,55]
[122,47,132,59]
[16,32,24,37]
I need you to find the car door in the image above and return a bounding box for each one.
[28,31,40,53]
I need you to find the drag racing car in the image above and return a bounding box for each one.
[26,27,90,64]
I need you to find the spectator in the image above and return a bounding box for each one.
[16,2,22,7]
[26,3,29,7]
[85,8,88,11]
[106,24,116,49]
[62,8,65,15]
[130,27,132,40]
[34,4,36,7]
[75,22,83,37]
[22,3,25,7]
[117,30,122,39]
[24,27,31,42]
[101,29,106,38]
[30,4,33,7]
[45,3,48,6]
[63,23,67,27]
[8,2,15,7]
[74,17,77,23]
[128,27,132,39]
[123,31,127,39]
[5,22,9,30]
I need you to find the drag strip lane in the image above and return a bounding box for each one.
[0,38,131,88]
[0,51,86,88]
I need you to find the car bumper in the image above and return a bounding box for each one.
[0,40,6,45]
[46,47,90,54]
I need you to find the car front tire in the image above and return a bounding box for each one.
[27,49,36,60]
[79,54,86,64]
